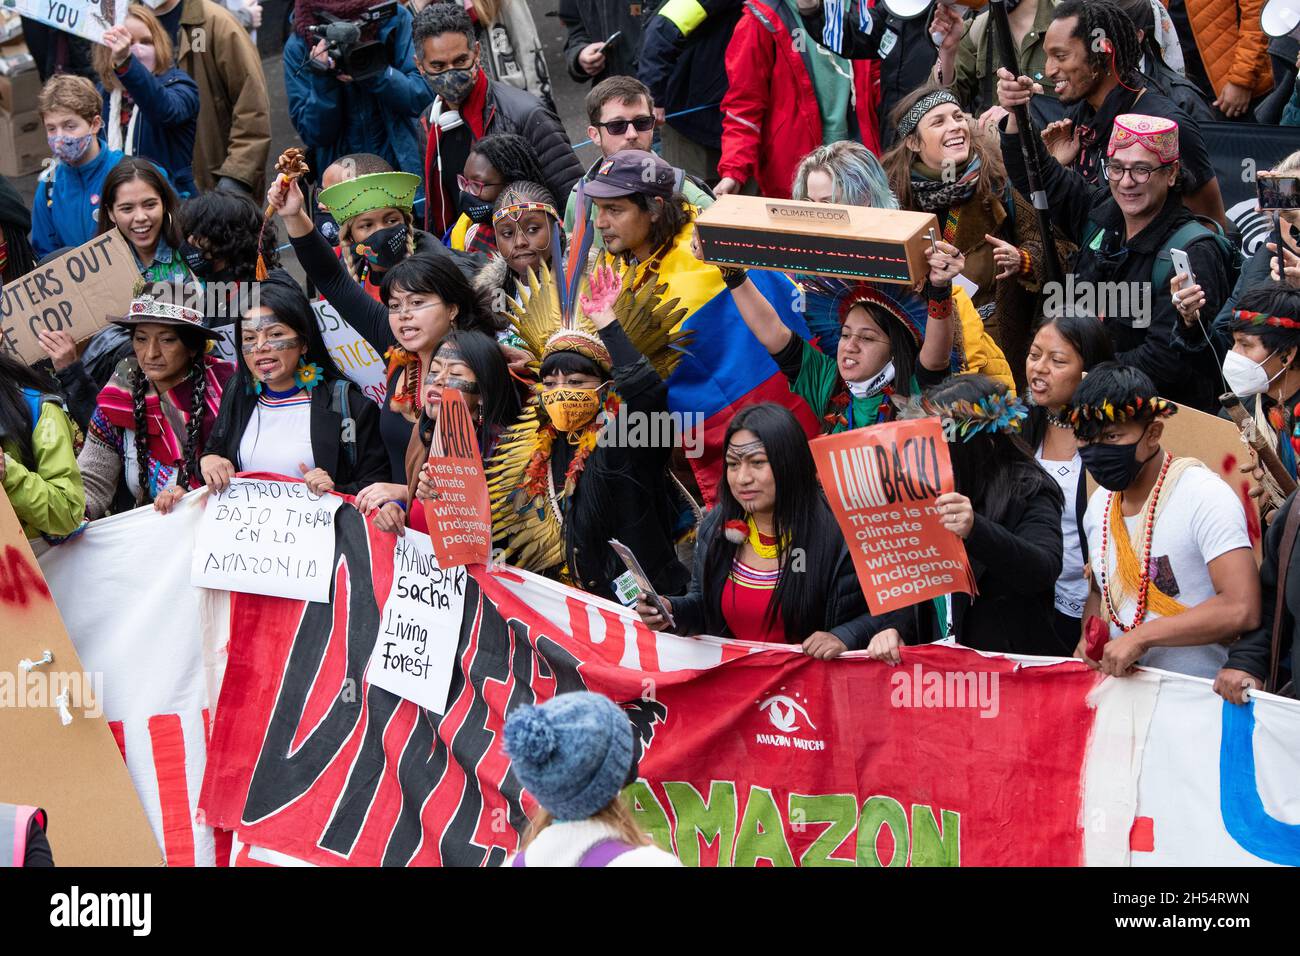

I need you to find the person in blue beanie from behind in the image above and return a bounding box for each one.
[503,691,681,867]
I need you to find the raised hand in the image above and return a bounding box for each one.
[101,25,132,65]
[579,263,623,329]
[983,233,1024,280]
[1040,118,1080,166]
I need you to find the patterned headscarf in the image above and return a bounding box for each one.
[896,89,961,140]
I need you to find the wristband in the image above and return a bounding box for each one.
[382,499,407,512]
[720,266,748,290]
[921,280,952,301]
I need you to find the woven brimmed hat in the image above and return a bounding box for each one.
[318,171,421,222]
[112,291,220,341]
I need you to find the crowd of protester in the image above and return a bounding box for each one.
[4,0,1300,865]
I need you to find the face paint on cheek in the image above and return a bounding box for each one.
[442,376,481,394]
[241,337,303,354]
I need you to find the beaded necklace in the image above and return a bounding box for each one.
[746,515,783,560]
[1098,452,1173,632]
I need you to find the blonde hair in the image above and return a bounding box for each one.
[337,208,417,282]
[518,797,654,853]
[37,73,102,123]
[94,6,175,92]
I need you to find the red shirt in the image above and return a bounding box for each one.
[720,558,785,643]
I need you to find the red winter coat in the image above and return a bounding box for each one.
[719,0,880,200]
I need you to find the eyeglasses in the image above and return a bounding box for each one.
[1102,162,1172,184]
[457,174,503,198]
[386,299,446,317]
[594,115,656,136]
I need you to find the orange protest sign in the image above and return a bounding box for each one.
[421,388,492,567]
[811,417,977,614]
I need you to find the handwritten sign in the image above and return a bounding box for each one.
[190,478,344,603]
[1,0,122,44]
[811,417,976,614]
[422,388,492,567]
[366,532,466,714]
[210,299,388,404]
[0,231,140,365]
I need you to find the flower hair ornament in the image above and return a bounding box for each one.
[898,390,1028,442]
[1063,394,1177,440]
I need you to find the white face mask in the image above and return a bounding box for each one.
[1222,347,1282,398]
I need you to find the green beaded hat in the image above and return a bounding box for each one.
[318,171,421,222]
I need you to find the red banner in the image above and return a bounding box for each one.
[421,389,491,568]
[199,505,1102,866]
[811,417,976,613]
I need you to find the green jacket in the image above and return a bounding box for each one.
[951,0,1060,115]
[2,397,86,540]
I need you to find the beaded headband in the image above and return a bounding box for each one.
[897,90,961,140]
[922,391,1028,442]
[493,200,559,226]
[1063,394,1177,438]
[838,284,925,348]
[542,329,613,373]
[1231,308,1300,331]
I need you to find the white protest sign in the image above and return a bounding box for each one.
[209,300,388,404]
[366,532,466,715]
[2,0,120,44]
[190,479,344,603]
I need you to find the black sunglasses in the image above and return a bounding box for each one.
[594,115,655,135]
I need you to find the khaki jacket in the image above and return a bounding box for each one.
[176,0,271,193]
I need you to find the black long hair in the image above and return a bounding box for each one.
[418,329,523,451]
[854,301,924,399]
[469,133,550,195]
[925,374,1063,527]
[0,353,59,471]
[704,402,832,643]
[379,254,503,336]
[179,190,281,279]
[1024,312,1116,448]
[128,324,211,503]
[96,157,183,251]
[1053,0,1143,89]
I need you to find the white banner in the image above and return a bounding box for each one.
[2,0,120,44]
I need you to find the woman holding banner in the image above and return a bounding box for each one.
[872,374,1065,660]
[77,290,231,519]
[1025,313,1116,653]
[636,402,904,658]
[199,275,388,498]
[379,330,523,536]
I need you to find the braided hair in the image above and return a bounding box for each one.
[177,355,209,489]
[1053,0,1143,89]
[338,209,416,284]
[470,133,550,196]
[131,362,153,505]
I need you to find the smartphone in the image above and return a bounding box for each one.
[1169,247,1195,286]
[1258,172,1300,210]
[602,30,623,53]
[609,538,675,628]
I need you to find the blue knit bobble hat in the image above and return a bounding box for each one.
[503,692,634,822]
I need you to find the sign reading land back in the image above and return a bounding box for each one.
[695,195,938,285]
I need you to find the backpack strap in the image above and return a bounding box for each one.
[1268,498,1300,694]
[20,388,42,434]
[330,379,356,472]
[1151,219,1216,292]
[577,838,639,867]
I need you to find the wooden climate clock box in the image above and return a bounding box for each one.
[693,195,939,285]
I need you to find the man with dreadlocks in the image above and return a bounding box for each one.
[1001,0,1225,228]
[78,290,233,519]
[1065,362,1259,679]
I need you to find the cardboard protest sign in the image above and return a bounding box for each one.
[0,489,162,866]
[811,417,976,614]
[366,531,467,714]
[0,231,139,364]
[694,195,938,285]
[421,388,492,567]
[1,0,121,44]
[190,477,345,602]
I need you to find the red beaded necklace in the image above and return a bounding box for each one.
[1098,452,1173,632]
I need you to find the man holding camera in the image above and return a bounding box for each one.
[414,2,583,238]
[285,0,433,184]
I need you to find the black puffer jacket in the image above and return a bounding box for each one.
[560,0,648,85]
[482,81,585,218]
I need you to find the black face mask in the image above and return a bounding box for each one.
[352,222,410,272]
[179,241,215,278]
[459,190,494,225]
[1078,430,1156,491]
